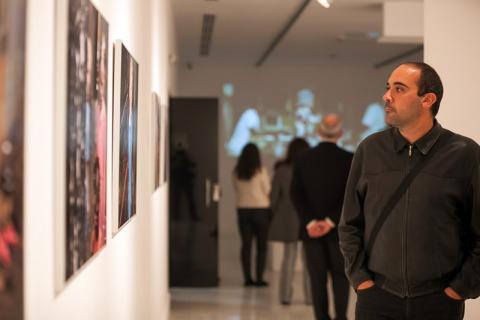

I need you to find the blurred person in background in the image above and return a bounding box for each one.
[292,114,353,320]
[232,143,271,287]
[269,138,312,305]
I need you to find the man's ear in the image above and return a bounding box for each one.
[422,92,437,109]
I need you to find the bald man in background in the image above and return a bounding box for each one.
[291,114,353,320]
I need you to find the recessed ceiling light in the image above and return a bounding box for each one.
[316,0,332,8]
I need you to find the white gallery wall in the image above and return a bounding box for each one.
[24,0,176,319]
[424,0,480,318]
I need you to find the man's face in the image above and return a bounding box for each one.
[383,64,424,128]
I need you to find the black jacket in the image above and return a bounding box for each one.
[291,142,353,241]
[339,122,480,299]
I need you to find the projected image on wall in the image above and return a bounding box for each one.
[223,83,386,157]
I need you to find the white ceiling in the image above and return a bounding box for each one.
[172,0,423,67]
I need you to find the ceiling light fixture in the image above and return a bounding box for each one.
[316,0,332,8]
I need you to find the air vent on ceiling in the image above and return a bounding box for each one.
[336,32,380,42]
[200,14,216,56]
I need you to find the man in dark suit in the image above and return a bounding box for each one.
[291,113,353,320]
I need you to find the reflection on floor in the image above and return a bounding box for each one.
[170,270,357,319]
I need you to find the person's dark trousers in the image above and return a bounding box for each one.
[304,234,349,320]
[356,284,465,320]
[237,208,270,283]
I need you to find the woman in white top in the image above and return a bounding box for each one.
[232,143,271,286]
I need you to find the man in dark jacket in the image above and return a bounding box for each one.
[291,113,353,320]
[339,62,480,319]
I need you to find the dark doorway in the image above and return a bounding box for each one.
[169,97,219,287]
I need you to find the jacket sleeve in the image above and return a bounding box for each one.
[338,145,372,289]
[449,152,480,299]
[290,161,314,228]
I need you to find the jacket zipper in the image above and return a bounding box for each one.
[403,144,413,297]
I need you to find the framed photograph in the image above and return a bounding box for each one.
[64,0,109,280]
[152,92,161,190]
[112,40,138,233]
[0,0,26,317]
[162,104,169,185]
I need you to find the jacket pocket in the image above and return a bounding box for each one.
[435,220,463,277]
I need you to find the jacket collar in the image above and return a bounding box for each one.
[392,120,443,155]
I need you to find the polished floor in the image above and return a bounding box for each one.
[170,264,357,320]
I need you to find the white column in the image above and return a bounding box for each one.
[424,0,480,144]
[425,1,480,318]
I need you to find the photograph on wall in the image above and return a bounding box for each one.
[114,41,138,229]
[65,0,108,280]
[153,93,161,190]
[0,0,26,318]
[163,105,169,185]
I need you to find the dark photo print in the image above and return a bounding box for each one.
[0,0,26,319]
[116,42,138,229]
[65,0,109,280]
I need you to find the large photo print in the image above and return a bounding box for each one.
[0,0,26,319]
[65,0,108,280]
[115,42,138,229]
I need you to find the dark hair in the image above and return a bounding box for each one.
[275,138,310,170]
[402,62,443,116]
[234,143,261,180]
[286,138,310,164]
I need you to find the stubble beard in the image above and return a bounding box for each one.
[384,104,398,127]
